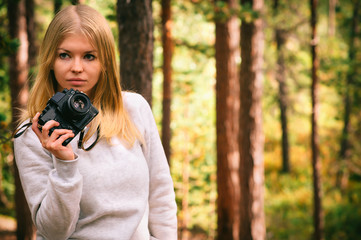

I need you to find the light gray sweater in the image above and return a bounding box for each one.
[14,92,177,240]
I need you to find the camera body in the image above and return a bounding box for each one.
[38,88,99,146]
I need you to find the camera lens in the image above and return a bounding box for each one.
[67,92,91,118]
[73,98,85,110]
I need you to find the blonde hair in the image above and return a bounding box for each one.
[21,4,141,147]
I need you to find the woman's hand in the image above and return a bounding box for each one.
[32,112,75,160]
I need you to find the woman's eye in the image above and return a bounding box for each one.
[84,54,95,61]
[59,53,69,59]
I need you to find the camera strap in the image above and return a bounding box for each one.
[78,126,100,151]
[14,121,100,151]
[13,122,32,138]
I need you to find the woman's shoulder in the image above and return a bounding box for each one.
[13,120,35,143]
[13,119,43,153]
[121,91,154,129]
[122,91,150,111]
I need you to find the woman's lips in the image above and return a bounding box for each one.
[67,79,86,86]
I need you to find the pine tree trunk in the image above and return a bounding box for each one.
[215,0,240,239]
[273,0,290,173]
[310,0,324,239]
[26,0,37,83]
[337,0,360,190]
[239,0,265,239]
[7,0,34,239]
[54,0,62,14]
[161,0,173,164]
[71,0,85,5]
[117,0,154,106]
[328,0,336,36]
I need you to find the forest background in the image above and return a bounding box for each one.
[1,0,361,239]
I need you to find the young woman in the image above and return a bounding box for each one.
[14,4,177,240]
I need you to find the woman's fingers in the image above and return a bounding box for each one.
[53,131,75,146]
[48,128,74,143]
[41,120,60,137]
[31,112,42,138]
[30,113,75,160]
[31,113,74,147]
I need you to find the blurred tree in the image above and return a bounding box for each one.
[7,0,34,239]
[273,0,290,173]
[26,0,37,83]
[328,0,336,36]
[117,0,154,106]
[71,0,85,5]
[161,0,173,164]
[337,0,360,190]
[238,0,266,239]
[54,0,62,14]
[310,0,324,239]
[214,0,240,239]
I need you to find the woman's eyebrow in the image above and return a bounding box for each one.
[57,48,97,53]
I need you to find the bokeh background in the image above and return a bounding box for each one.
[1,0,361,239]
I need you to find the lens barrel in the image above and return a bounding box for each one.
[66,92,91,118]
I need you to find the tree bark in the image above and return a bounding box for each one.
[26,0,37,83]
[117,0,154,106]
[54,0,62,14]
[161,0,173,164]
[337,0,360,190]
[215,0,240,239]
[310,0,324,239]
[7,0,34,239]
[328,0,336,36]
[239,0,265,239]
[71,0,85,5]
[273,0,290,173]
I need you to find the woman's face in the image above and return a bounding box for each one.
[52,33,101,97]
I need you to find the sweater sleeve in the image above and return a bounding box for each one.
[135,96,178,239]
[14,123,83,240]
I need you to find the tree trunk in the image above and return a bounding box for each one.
[161,0,173,164]
[215,0,240,239]
[337,0,360,190]
[7,0,34,239]
[26,0,37,83]
[310,0,324,239]
[117,0,154,106]
[273,0,290,173]
[54,0,62,14]
[71,0,85,5]
[239,0,265,239]
[328,0,336,36]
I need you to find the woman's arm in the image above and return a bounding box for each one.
[14,123,83,239]
[138,96,178,239]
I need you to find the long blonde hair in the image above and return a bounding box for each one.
[21,4,141,147]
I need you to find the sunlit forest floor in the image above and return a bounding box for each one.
[1,141,361,239]
[0,215,16,239]
[2,1,361,239]
[263,137,361,240]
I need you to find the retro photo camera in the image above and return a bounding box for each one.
[38,88,99,146]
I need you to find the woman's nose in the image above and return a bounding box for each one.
[71,58,83,73]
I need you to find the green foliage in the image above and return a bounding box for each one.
[0,0,14,216]
[0,6,19,91]
[325,198,361,240]
[213,1,258,23]
[0,112,14,216]
[1,0,361,239]
[153,1,217,235]
[0,33,20,56]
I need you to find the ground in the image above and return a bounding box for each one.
[0,215,16,240]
